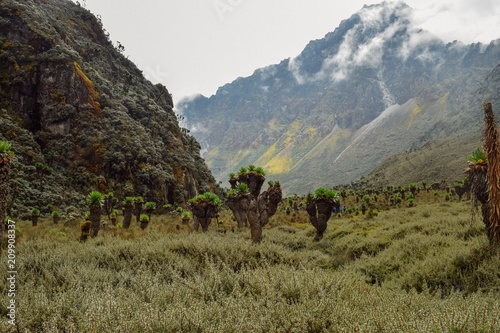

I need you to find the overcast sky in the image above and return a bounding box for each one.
[79,0,500,103]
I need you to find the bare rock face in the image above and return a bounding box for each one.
[0,0,218,216]
[179,2,500,195]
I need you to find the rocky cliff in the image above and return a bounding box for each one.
[179,2,500,194]
[0,0,217,217]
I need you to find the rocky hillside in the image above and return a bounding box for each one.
[0,0,217,218]
[179,2,500,195]
[360,64,500,187]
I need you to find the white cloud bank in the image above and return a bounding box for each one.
[288,0,496,85]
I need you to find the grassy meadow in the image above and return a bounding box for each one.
[1,192,500,332]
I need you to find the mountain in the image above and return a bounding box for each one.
[360,63,500,187]
[179,2,500,195]
[0,0,217,217]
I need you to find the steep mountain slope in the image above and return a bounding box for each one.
[179,2,500,194]
[361,64,500,187]
[0,0,216,217]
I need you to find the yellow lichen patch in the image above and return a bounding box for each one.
[263,144,293,174]
[69,61,101,112]
[283,137,292,147]
[285,120,302,137]
[406,104,421,130]
[267,118,278,129]
[255,142,278,166]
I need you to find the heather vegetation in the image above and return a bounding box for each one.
[1,190,500,332]
[2,129,500,331]
[1,0,500,331]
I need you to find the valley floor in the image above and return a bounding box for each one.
[1,196,499,332]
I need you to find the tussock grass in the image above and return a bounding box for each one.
[1,202,500,332]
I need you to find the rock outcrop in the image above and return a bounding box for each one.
[0,0,217,217]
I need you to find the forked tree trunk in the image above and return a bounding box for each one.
[227,195,251,228]
[191,203,219,232]
[306,199,337,242]
[227,186,282,243]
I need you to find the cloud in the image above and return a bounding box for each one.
[289,1,425,84]
[409,0,500,44]
[287,1,487,85]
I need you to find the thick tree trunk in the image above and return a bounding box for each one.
[146,209,154,221]
[31,215,38,227]
[123,205,133,229]
[469,165,491,241]
[90,205,101,238]
[140,220,149,230]
[306,199,335,242]
[483,102,500,248]
[191,203,218,232]
[134,202,142,224]
[246,196,261,242]
[80,220,91,241]
[227,182,282,243]
[227,195,250,228]
[53,215,60,224]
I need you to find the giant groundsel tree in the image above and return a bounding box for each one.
[467,102,500,248]
[226,166,282,243]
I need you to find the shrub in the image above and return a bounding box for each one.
[145,202,156,210]
[0,141,14,162]
[123,197,134,205]
[312,188,339,202]
[87,191,103,207]
[188,192,222,206]
[468,147,487,164]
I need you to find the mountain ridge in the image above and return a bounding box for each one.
[179,2,500,194]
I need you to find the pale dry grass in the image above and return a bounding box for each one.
[1,201,499,332]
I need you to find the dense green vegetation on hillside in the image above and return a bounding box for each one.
[1,191,499,332]
[0,0,218,218]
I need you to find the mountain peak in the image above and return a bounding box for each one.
[288,1,438,84]
[179,3,500,194]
